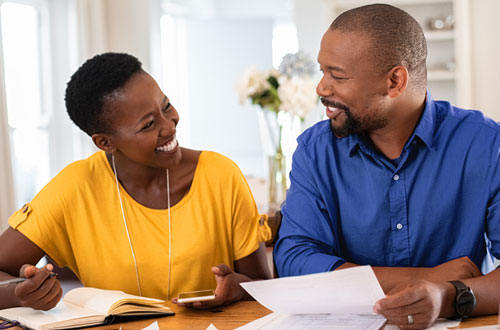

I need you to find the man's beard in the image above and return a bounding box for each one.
[331,107,363,137]
[321,97,387,137]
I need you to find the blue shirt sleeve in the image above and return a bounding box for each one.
[274,139,345,276]
[486,131,500,261]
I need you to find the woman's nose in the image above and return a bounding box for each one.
[158,113,176,136]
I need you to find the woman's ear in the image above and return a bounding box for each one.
[386,65,409,98]
[92,134,116,153]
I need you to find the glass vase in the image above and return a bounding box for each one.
[268,145,287,211]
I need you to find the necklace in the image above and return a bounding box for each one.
[111,154,172,299]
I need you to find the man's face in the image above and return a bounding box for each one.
[317,29,390,137]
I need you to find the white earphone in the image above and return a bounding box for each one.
[111,154,172,299]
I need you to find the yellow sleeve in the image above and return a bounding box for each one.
[257,214,272,243]
[8,181,74,269]
[230,163,271,260]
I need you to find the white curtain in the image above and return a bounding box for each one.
[0,54,15,231]
[70,0,160,158]
[69,0,109,159]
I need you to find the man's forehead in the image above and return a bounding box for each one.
[319,30,372,58]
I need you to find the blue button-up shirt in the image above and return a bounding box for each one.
[274,93,500,277]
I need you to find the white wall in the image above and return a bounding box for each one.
[470,0,500,120]
[105,0,157,72]
[294,0,329,66]
[185,18,274,177]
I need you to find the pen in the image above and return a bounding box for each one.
[0,273,58,287]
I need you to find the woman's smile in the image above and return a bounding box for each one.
[155,135,178,153]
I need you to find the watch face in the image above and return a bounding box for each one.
[456,290,476,316]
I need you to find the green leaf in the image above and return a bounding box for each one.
[267,75,279,89]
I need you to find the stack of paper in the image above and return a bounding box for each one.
[238,266,386,330]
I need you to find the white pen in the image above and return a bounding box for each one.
[0,273,58,287]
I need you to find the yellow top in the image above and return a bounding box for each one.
[9,151,270,300]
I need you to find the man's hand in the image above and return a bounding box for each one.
[14,264,62,311]
[373,280,454,329]
[172,264,251,309]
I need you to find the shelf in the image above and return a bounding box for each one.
[428,70,455,81]
[325,0,471,106]
[424,30,454,41]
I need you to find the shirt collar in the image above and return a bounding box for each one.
[347,90,436,156]
[411,90,435,150]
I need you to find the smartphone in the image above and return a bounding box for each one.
[177,289,215,304]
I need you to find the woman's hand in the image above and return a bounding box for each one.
[14,264,63,311]
[172,264,251,309]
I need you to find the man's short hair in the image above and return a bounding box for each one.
[330,4,427,89]
[65,52,143,136]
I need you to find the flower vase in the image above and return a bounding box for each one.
[268,145,287,211]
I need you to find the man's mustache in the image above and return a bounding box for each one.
[320,97,349,112]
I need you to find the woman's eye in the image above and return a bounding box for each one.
[142,120,154,130]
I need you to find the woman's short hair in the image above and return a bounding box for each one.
[65,52,143,136]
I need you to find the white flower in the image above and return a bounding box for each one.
[236,67,273,105]
[278,76,318,119]
[278,51,316,78]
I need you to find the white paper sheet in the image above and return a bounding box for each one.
[240,266,385,315]
[384,318,460,330]
[451,326,498,330]
[236,312,386,330]
[141,321,160,330]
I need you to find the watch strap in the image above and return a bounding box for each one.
[448,280,476,318]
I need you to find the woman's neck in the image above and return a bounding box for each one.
[107,148,201,209]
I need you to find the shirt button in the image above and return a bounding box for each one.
[393,174,400,181]
[396,223,403,230]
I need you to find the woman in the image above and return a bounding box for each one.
[0,52,271,310]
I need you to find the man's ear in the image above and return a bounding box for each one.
[92,133,115,153]
[386,66,409,98]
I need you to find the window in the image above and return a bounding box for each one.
[160,10,190,147]
[0,0,51,207]
[272,21,298,69]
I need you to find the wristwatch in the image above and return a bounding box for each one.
[448,280,476,318]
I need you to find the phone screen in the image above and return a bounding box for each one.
[177,289,215,303]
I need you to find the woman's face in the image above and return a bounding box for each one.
[102,71,182,169]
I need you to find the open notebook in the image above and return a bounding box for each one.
[0,287,174,330]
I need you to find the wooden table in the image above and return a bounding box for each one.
[91,301,497,330]
[9,301,498,329]
[95,301,272,330]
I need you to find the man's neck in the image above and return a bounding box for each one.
[367,94,426,160]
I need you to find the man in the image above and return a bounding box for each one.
[273,4,500,329]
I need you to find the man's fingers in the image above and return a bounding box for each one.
[377,298,429,318]
[376,285,422,311]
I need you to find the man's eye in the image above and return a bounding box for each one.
[163,102,171,112]
[332,74,346,81]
